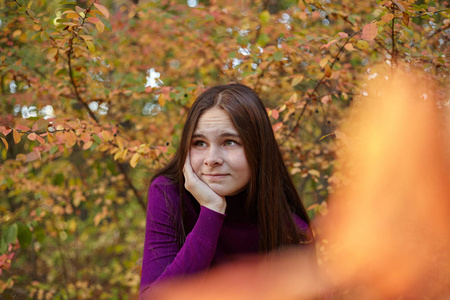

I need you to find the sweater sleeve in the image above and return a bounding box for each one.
[140,177,225,298]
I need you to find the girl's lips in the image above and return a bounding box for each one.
[203,174,229,180]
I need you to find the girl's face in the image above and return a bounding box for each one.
[189,107,251,197]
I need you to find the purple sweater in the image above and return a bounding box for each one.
[140,176,310,297]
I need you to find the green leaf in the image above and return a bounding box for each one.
[0,238,7,253]
[17,222,32,248]
[50,145,59,154]
[34,226,46,243]
[4,223,18,244]
[273,51,283,61]
[53,173,64,186]
[257,33,269,47]
[93,135,102,144]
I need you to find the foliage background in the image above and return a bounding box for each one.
[0,0,448,298]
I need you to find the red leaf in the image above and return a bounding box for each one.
[28,133,37,141]
[1,128,12,136]
[26,150,41,162]
[271,109,279,120]
[36,135,46,145]
[86,17,101,24]
[362,23,378,41]
[15,125,31,131]
[272,122,283,132]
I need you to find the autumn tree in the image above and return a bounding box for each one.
[0,0,448,298]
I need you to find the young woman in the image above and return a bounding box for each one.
[140,84,314,297]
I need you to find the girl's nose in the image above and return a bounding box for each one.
[204,146,224,167]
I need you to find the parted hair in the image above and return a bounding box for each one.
[152,83,313,251]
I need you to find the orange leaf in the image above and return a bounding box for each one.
[344,43,354,51]
[338,32,348,38]
[65,131,77,148]
[83,140,93,150]
[324,65,332,78]
[402,12,410,26]
[80,133,91,143]
[94,3,110,18]
[1,137,8,150]
[157,146,167,153]
[362,23,378,41]
[13,129,22,144]
[381,13,394,23]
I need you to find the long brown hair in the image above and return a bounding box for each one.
[152,83,313,251]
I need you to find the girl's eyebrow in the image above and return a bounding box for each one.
[192,132,240,139]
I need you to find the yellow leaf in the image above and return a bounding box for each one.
[308,169,320,178]
[356,40,369,50]
[47,48,58,60]
[361,23,378,41]
[319,58,328,68]
[95,21,105,33]
[84,40,95,53]
[94,3,110,19]
[80,35,94,41]
[130,153,140,168]
[291,75,304,87]
[122,148,128,160]
[116,136,124,151]
[13,129,22,144]
[16,154,26,162]
[114,150,123,161]
[1,137,8,150]
[47,133,55,143]
[289,93,297,103]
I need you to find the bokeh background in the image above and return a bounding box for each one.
[1,0,449,298]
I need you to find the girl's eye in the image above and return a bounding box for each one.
[224,140,238,146]
[193,140,206,147]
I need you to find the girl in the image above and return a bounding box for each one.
[140,84,314,298]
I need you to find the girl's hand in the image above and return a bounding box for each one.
[183,153,227,214]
